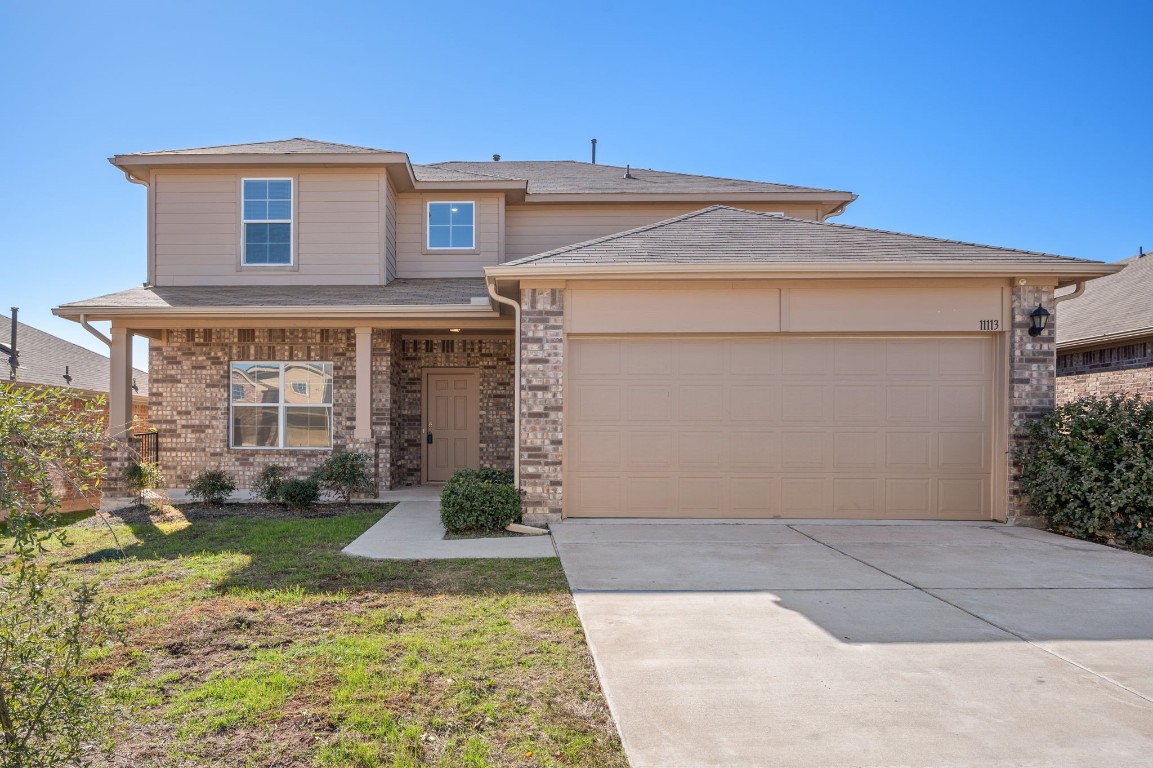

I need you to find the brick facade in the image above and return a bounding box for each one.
[1007,285,1057,521]
[518,288,565,526]
[1056,340,1153,403]
[121,327,514,498]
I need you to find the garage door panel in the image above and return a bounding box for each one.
[568,337,994,520]
[574,385,622,421]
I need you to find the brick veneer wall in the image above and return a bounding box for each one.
[393,335,515,486]
[146,328,361,490]
[1056,341,1153,403]
[1007,285,1056,521]
[519,288,564,526]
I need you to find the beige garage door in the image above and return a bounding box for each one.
[567,336,995,519]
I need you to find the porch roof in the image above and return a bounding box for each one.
[53,278,495,319]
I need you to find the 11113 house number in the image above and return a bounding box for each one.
[979,319,1000,331]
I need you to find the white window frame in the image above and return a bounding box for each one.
[426,200,476,250]
[229,361,333,450]
[241,178,294,266]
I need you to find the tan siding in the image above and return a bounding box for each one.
[504,202,821,261]
[395,193,503,278]
[153,169,387,287]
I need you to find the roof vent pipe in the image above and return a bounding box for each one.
[591,138,597,164]
[8,307,17,380]
[623,164,634,180]
[1140,246,1145,258]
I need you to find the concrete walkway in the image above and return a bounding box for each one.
[342,486,557,559]
[552,519,1153,768]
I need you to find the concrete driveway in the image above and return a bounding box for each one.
[551,520,1153,768]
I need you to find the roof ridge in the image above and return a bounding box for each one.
[132,138,394,155]
[503,206,729,266]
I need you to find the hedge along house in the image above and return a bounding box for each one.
[52,139,1119,524]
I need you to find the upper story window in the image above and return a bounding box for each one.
[230,361,333,449]
[243,179,293,265]
[427,202,474,249]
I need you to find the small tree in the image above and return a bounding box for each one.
[121,460,165,506]
[312,451,374,504]
[0,384,121,767]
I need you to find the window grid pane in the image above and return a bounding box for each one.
[428,202,474,249]
[230,362,332,449]
[243,179,292,265]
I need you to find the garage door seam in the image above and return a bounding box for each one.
[787,525,1153,706]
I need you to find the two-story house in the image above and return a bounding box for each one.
[54,139,1118,525]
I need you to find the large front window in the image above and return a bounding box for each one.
[242,179,293,265]
[230,361,332,448]
[427,201,475,249]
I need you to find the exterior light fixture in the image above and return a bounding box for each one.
[1028,304,1051,337]
[449,328,462,333]
[132,378,140,393]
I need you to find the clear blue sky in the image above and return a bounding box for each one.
[2,0,1150,368]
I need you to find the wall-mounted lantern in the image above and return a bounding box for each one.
[1028,304,1051,337]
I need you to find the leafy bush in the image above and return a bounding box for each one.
[252,465,288,504]
[1019,394,1153,549]
[121,460,165,505]
[440,469,520,534]
[312,451,374,503]
[187,469,236,505]
[279,477,321,511]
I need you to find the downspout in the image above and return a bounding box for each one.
[486,277,521,487]
[1053,282,1085,304]
[78,314,112,346]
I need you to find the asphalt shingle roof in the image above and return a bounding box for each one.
[1057,253,1153,345]
[414,161,850,196]
[1,314,148,395]
[126,138,396,156]
[503,206,1102,267]
[57,279,491,311]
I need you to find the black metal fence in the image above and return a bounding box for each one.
[134,432,159,465]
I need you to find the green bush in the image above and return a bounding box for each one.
[252,465,288,504]
[1019,394,1153,549]
[312,451,374,503]
[187,469,236,505]
[279,477,321,511]
[121,460,165,504]
[439,469,520,534]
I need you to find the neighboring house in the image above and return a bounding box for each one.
[2,312,148,512]
[1056,250,1152,403]
[52,139,1118,524]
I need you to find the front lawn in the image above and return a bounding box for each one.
[17,504,626,768]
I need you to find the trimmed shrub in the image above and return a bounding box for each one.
[440,469,520,534]
[312,451,374,503]
[279,477,321,511]
[187,469,236,505]
[1019,394,1153,549]
[121,461,165,505]
[252,465,288,504]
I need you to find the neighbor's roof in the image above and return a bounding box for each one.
[1057,252,1153,347]
[414,160,850,196]
[122,138,397,156]
[1,314,148,395]
[494,206,1112,272]
[54,278,492,316]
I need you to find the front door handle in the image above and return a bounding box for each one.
[427,423,434,444]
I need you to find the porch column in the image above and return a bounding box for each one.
[519,286,565,526]
[108,326,134,438]
[354,327,372,439]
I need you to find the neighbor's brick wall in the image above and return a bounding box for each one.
[519,288,565,525]
[146,328,361,490]
[1056,341,1153,403]
[1008,285,1056,520]
[393,335,515,486]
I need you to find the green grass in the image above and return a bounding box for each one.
[16,505,626,768]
